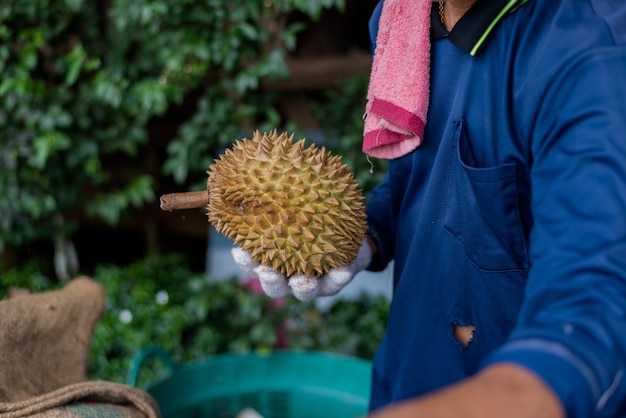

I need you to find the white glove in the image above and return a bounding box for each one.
[231,239,373,301]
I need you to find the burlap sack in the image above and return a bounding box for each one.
[0,277,160,418]
[0,380,160,418]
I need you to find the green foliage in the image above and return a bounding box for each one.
[310,75,388,193]
[0,257,60,294]
[286,294,389,359]
[0,0,345,251]
[0,254,389,387]
[87,255,288,386]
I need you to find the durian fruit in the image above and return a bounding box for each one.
[207,130,367,277]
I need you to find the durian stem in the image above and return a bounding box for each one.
[160,190,208,211]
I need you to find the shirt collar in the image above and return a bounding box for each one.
[431,0,529,56]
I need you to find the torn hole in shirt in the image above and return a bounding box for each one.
[452,323,476,348]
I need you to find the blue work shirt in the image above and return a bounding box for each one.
[365,1,626,417]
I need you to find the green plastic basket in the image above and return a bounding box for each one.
[127,347,372,418]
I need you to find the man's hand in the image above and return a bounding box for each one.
[368,364,565,418]
[231,239,373,300]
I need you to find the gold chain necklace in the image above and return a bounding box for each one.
[438,1,447,29]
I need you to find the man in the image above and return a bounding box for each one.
[234,0,626,416]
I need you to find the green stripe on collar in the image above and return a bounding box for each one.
[470,0,529,56]
[431,0,530,56]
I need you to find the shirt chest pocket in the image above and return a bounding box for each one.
[443,120,529,272]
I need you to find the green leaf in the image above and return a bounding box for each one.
[64,44,87,86]
[28,132,72,169]
[238,22,260,41]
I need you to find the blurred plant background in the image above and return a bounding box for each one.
[0,0,389,389]
[0,255,389,387]
[0,0,385,274]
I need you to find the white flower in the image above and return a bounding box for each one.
[119,309,133,324]
[155,290,169,305]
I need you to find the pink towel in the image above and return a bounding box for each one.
[363,0,432,160]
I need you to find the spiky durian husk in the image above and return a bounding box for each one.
[207,130,367,277]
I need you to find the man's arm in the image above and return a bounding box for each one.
[369,364,564,418]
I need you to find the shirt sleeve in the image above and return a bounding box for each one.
[368,1,384,53]
[481,6,626,417]
[365,172,396,272]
